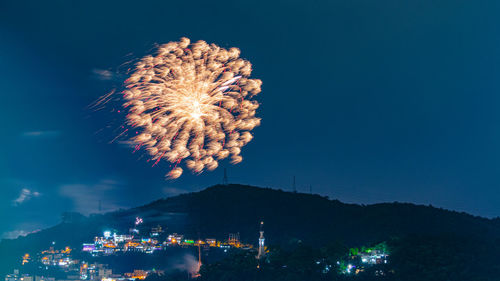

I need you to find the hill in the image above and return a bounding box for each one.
[1,184,499,277]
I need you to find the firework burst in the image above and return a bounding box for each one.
[120,37,262,179]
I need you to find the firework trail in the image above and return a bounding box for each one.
[119,37,262,179]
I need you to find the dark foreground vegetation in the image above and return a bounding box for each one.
[203,234,500,281]
[143,233,500,281]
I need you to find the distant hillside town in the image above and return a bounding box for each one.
[5,216,389,281]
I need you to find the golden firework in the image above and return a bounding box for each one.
[122,38,262,179]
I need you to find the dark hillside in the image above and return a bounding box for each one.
[1,184,499,277]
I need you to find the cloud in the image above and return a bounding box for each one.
[91,68,116,81]
[59,179,128,215]
[12,188,41,206]
[162,187,188,197]
[2,229,40,239]
[21,130,61,138]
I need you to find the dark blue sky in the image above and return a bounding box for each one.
[1,0,500,238]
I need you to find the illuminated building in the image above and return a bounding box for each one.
[124,270,148,280]
[228,233,241,247]
[205,239,216,247]
[341,246,389,275]
[21,276,33,281]
[80,262,88,280]
[34,277,54,281]
[167,234,183,244]
[5,269,19,281]
[98,266,112,279]
[183,239,195,245]
[150,225,163,237]
[82,244,95,252]
[113,234,133,243]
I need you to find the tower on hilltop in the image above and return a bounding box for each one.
[257,221,266,260]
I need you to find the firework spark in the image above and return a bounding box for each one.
[121,37,262,179]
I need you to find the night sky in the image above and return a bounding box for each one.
[1,0,500,238]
